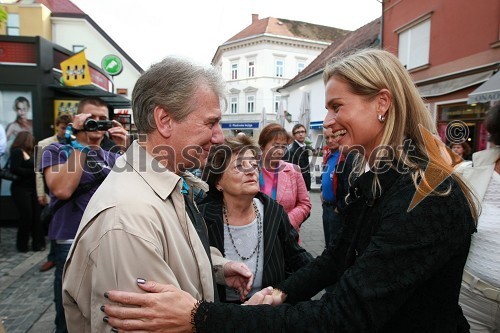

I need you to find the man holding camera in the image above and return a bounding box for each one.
[41,98,127,333]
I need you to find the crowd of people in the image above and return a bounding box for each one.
[2,48,499,332]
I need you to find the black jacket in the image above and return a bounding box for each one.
[285,141,311,190]
[195,168,475,332]
[199,192,313,302]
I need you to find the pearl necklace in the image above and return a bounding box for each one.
[223,201,263,285]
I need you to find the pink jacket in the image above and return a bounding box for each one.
[275,161,312,233]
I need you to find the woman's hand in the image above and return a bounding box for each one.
[223,261,254,301]
[244,287,287,306]
[103,279,196,333]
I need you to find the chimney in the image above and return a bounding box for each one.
[252,14,259,24]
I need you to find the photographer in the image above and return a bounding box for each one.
[40,98,127,333]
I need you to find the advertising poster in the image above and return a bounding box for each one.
[0,90,33,196]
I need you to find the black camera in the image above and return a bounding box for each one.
[83,119,113,131]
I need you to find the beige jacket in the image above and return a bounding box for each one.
[35,135,59,199]
[63,141,228,333]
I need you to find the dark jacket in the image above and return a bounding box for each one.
[195,168,475,332]
[285,141,311,190]
[10,148,36,189]
[199,192,313,302]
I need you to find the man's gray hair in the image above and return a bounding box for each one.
[132,56,227,134]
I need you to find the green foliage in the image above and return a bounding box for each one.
[0,7,7,28]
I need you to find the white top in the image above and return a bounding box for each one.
[464,172,500,287]
[224,199,265,301]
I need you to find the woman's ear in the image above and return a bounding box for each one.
[377,89,392,118]
[153,106,173,138]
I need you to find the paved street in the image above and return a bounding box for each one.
[0,190,326,333]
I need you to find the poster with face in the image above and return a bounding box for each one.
[0,91,33,195]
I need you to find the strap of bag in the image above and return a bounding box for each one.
[50,154,107,216]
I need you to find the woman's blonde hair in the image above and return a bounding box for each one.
[323,48,478,220]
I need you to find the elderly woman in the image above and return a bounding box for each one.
[102,49,478,333]
[258,123,311,237]
[200,135,313,303]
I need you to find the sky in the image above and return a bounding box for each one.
[71,0,382,70]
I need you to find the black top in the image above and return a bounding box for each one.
[194,168,475,332]
[200,192,313,302]
[10,148,35,189]
[285,141,312,190]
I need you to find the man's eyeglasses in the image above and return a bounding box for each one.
[293,130,306,135]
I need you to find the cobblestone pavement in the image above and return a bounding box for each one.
[0,190,326,332]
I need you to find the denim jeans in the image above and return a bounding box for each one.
[54,242,71,333]
[322,203,344,248]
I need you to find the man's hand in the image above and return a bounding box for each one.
[223,261,253,302]
[108,120,129,149]
[103,279,196,333]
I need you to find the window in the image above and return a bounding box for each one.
[297,62,305,74]
[230,96,238,114]
[248,61,255,77]
[398,19,430,70]
[247,95,255,113]
[73,45,85,53]
[231,63,238,80]
[274,95,281,113]
[7,13,20,36]
[275,59,284,77]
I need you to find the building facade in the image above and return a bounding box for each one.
[0,0,143,100]
[212,14,349,137]
[278,18,381,188]
[382,0,500,152]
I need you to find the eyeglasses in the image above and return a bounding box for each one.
[293,130,306,135]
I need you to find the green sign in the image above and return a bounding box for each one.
[101,54,123,76]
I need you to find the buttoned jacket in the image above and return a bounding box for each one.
[63,141,227,333]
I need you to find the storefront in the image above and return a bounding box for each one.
[0,35,130,222]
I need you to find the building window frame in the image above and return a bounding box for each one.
[297,62,305,74]
[248,60,255,78]
[274,95,281,113]
[275,59,284,77]
[246,95,255,113]
[230,96,238,114]
[7,13,20,36]
[231,63,238,80]
[397,16,431,70]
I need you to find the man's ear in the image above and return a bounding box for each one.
[377,88,392,117]
[153,106,173,138]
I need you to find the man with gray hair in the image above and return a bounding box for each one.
[62,57,253,332]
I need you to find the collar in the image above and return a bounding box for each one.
[295,140,306,148]
[119,140,181,200]
[347,166,402,206]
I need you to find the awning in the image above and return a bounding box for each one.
[50,85,131,109]
[418,71,494,98]
[468,70,500,104]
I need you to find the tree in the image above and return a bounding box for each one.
[0,7,7,28]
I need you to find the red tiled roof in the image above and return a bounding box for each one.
[35,0,84,15]
[281,18,381,89]
[225,16,350,44]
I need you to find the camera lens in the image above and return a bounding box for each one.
[83,119,98,131]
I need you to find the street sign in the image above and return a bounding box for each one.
[101,54,123,76]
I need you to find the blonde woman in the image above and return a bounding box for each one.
[102,49,479,333]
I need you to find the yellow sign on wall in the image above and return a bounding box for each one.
[54,99,79,121]
[60,51,92,87]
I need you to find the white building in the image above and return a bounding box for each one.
[278,19,380,188]
[211,14,349,137]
